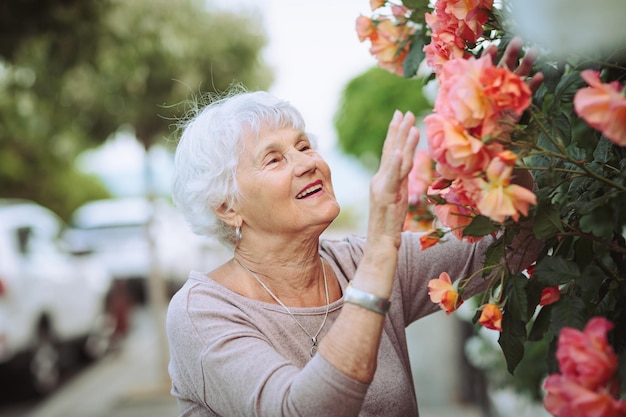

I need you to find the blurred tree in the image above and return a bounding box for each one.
[334,67,432,172]
[0,0,272,219]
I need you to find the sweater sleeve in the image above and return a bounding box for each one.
[166,279,369,417]
[395,222,542,324]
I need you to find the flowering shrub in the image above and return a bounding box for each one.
[357,0,626,413]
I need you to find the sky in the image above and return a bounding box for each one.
[78,0,378,224]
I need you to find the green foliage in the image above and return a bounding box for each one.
[0,0,272,211]
[334,67,432,172]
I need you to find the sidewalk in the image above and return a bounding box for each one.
[28,307,484,417]
[28,308,177,417]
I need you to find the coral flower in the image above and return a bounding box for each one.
[557,317,618,391]
[428,272,463,314]
[539,286,561,306]
[574,70,626,146]
[367,18,416,76]
[425,113,491,179]
[544,317,626,417]
[544,374,626,417]
[477,152,537,223]
[478,303,502,331]
[355,15,375,42]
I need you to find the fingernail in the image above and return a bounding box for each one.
[393,110,402,120]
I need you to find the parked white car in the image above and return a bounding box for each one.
[65,197,230,302]
[0,199,115,395]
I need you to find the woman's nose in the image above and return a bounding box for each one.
[292,151,317,176]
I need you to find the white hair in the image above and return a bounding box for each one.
[171,87,310,248]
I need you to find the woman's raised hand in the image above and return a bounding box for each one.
[485,36,544,94]
[367,110,420,249]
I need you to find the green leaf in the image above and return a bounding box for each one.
[554,71,586,103]
[528,305,553,341]
[577,264,607,304]
[463,215,498,237]
[483,236,506,276]
[403,35,425,78]
[550,296,587,335]
[579,206,614,241]
[533,202,564,240]
[525,277,544,320]
[504,274,529,322]
[534,256,580,287]
[498,312,527,374]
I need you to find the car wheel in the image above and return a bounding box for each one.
[83,312,117,361]
[29,327,61,395]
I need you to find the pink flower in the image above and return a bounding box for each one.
[430,178,484,242]
[543,317,626,417]
[574,70,626,146]
[544,374,626,417]
[355,15,375,42]
[557,317,618,391]
[436,56,494,130]
[422,0,493,74]
[408,150,434,205]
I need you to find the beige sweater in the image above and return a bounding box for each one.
[166,231,537,416]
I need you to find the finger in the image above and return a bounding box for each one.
[499,37,523,70]
[399,126,420,176]
[515,47,537,78]
[527,72,544,94]
[382,110,403,155]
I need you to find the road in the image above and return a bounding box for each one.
[0,306,177,417]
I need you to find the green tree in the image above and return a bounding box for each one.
[0,0,272,219]
[334,67,432,172]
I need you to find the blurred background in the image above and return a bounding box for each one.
[0,1,539,416]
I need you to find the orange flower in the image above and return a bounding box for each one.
[539,286,561,306]
[369,0,386,11]
[368,18,416,76]
[574,70,626,146]
[419,229,441,250]
[477,152,537,223]
[478,303,502,331]
[428,272,463,314]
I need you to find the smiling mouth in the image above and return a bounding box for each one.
[296,182,323,199]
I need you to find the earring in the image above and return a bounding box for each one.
[235,226,242,244]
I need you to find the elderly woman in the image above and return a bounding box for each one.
[167,40,543,416]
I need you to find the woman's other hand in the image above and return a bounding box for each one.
[367,110,420,249]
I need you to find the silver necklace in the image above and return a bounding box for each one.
[235,257,330,357]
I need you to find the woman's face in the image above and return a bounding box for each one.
[235,125,340,238]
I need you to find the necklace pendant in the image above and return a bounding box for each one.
[310,337,318,357]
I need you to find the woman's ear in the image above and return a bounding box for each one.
[214,203,241,227]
